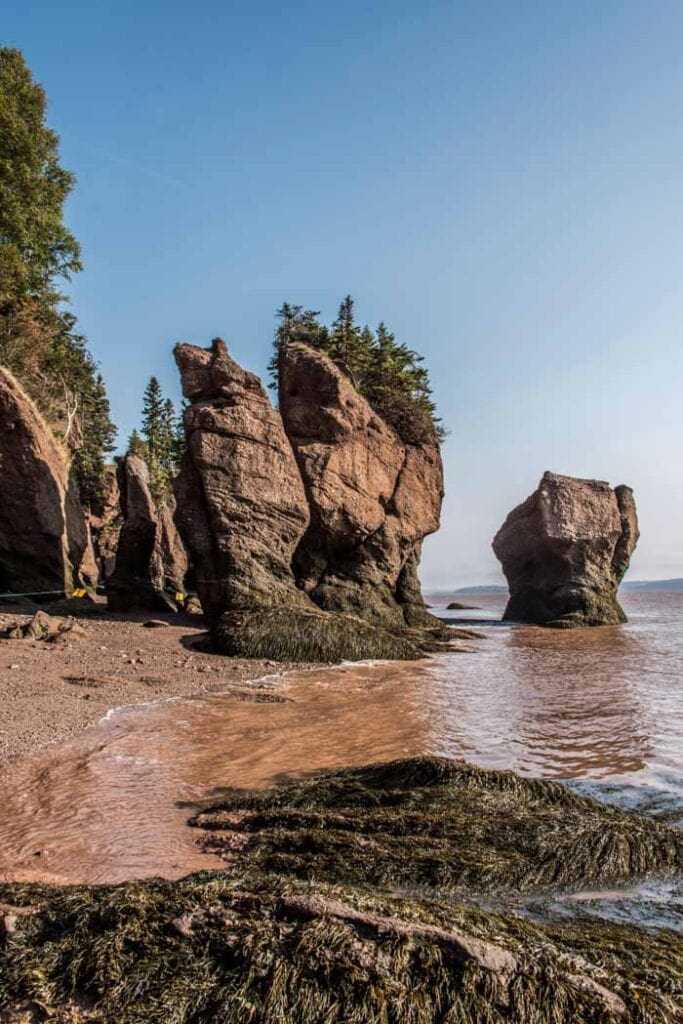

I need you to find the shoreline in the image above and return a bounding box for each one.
[0,607,315,769]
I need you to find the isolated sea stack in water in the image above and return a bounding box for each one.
[0,367,91,597]
[279,342,443,627]
[106,455,186,612]
[492,471,639,627]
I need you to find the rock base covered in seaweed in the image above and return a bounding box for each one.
[1,757,681,1023]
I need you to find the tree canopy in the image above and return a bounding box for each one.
[270,296,444,444]
[128,377,183,505]
[0,47,116,504]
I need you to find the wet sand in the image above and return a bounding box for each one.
[0,606,309,766]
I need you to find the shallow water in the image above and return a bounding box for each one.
[0,591,680,898]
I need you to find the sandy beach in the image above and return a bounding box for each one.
[0,605,307,767]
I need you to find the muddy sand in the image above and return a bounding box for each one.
[0,605,308,766]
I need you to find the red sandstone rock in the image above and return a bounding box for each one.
[0,368,90,596]
[173,339,310,623]
[492,471,639,627]
[279,343,443,626]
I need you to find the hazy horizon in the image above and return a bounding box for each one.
[5,2,683,588]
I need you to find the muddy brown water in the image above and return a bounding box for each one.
[0,592,680,897]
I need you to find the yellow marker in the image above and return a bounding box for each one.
[71,588,87,598]
[175,592,185,603]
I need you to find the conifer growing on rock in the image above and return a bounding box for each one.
[270,296,444,444]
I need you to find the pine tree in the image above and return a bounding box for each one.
[269,298,443,443]
[0,48,117,503]
[127,429,147,458]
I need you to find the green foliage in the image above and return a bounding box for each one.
[0,48,81,305]
[131,377,182,505]
[270,296,444,444]
[0,48,116,506]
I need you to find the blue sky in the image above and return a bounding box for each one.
[5,1,683,586]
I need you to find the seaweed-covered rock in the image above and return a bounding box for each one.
[106,456,177,613]
[173,339,310,623]
[492,471,639,627]
[1,757,681,1023]
[279,343,443,627]
[193,756,681,894]
[0,367,91,596]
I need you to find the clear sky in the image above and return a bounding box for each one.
[5,1,683,587]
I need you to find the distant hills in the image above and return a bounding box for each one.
[622,579,683,591]
[445,579,683,595]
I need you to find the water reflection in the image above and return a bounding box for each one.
[0,592,680,885]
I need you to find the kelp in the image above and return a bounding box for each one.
[193,756,682,894]
[1,875,681,1023]
[1,756,681,1023]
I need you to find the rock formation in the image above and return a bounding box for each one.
[106,455,186,612]
[89,464,122,580]
[492,471,639,627]
[0,367,91,596]
[279,342,443,627]
[173,338,446,660]
[173,338,311,623]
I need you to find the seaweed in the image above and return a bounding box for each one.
[1,757,681,1023]
[192,756,682,894]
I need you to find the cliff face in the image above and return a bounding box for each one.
[0,367,92,595]
[279,343,443,626]
[173,339,444,658]
[492,471,639,628]
[173,339,310,623]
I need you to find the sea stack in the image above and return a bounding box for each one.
[279,342,443,627]
[106,455,185,612]
[492,471,639,627]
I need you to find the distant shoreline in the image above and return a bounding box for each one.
[427,578,683,596]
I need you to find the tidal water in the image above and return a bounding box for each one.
[0,592,680,910]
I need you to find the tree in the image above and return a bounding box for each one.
[127,429,147,458]
[269,297,444,444]
[0,48,117,505]
[136,378,181,505]
[0,48,81,306]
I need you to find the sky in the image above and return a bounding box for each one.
[4,1,683,588]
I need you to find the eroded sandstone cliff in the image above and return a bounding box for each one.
[0,367,92,596]
[279,342,443,627]
[173,338,446,660]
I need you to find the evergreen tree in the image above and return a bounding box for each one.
[0,48,81,305]
[127,429,147,458]
[137,378,181,505]
[0,48,117,505]
[269,297,444,443]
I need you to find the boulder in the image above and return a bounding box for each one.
[278,343,443,626]
[106,456,178,613]
[492,471,639,627]
[173,338,310,623]
[0,368,90,597]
